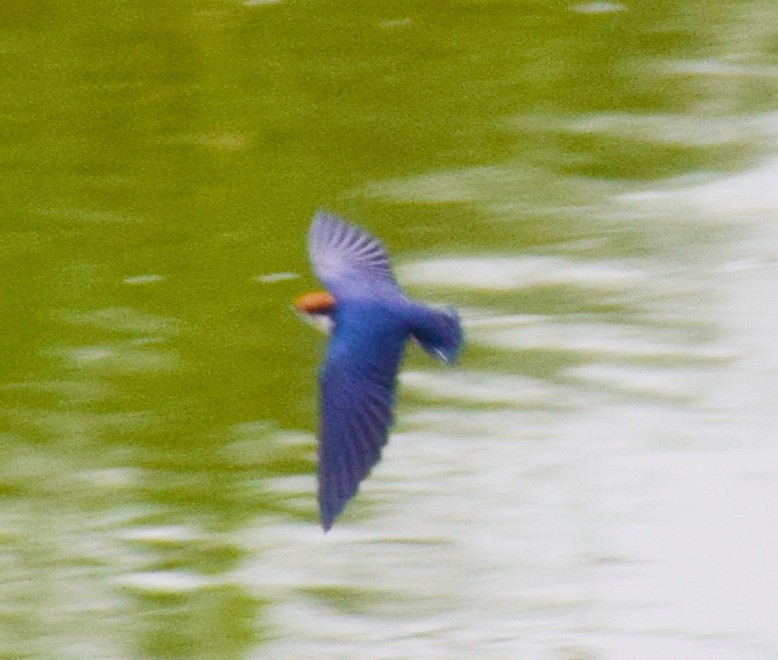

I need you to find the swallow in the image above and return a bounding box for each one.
[294,211,463,531]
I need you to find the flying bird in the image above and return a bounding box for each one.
[294,211,463,531]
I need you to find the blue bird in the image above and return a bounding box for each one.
[294,211,463,531]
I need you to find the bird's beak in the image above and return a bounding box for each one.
[293,290,336,334]
[293,291,335,314]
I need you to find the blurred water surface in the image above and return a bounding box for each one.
[1,1,777,658]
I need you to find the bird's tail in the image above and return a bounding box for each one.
[409,305,463,365]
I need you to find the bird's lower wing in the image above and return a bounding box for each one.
[317,339,402,531]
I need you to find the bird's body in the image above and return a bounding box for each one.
[294,211,462,531]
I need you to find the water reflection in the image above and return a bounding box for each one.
[245,153,778,659]
[1,0,777,657]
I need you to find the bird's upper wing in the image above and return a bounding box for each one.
[309,211,400,299]
[317,313,407,531]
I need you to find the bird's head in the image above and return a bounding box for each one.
[293,290,336,334]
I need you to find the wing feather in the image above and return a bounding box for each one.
[309,211,399,299]
[317,318,405,531]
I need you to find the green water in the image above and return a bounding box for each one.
[1,1,777,657]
